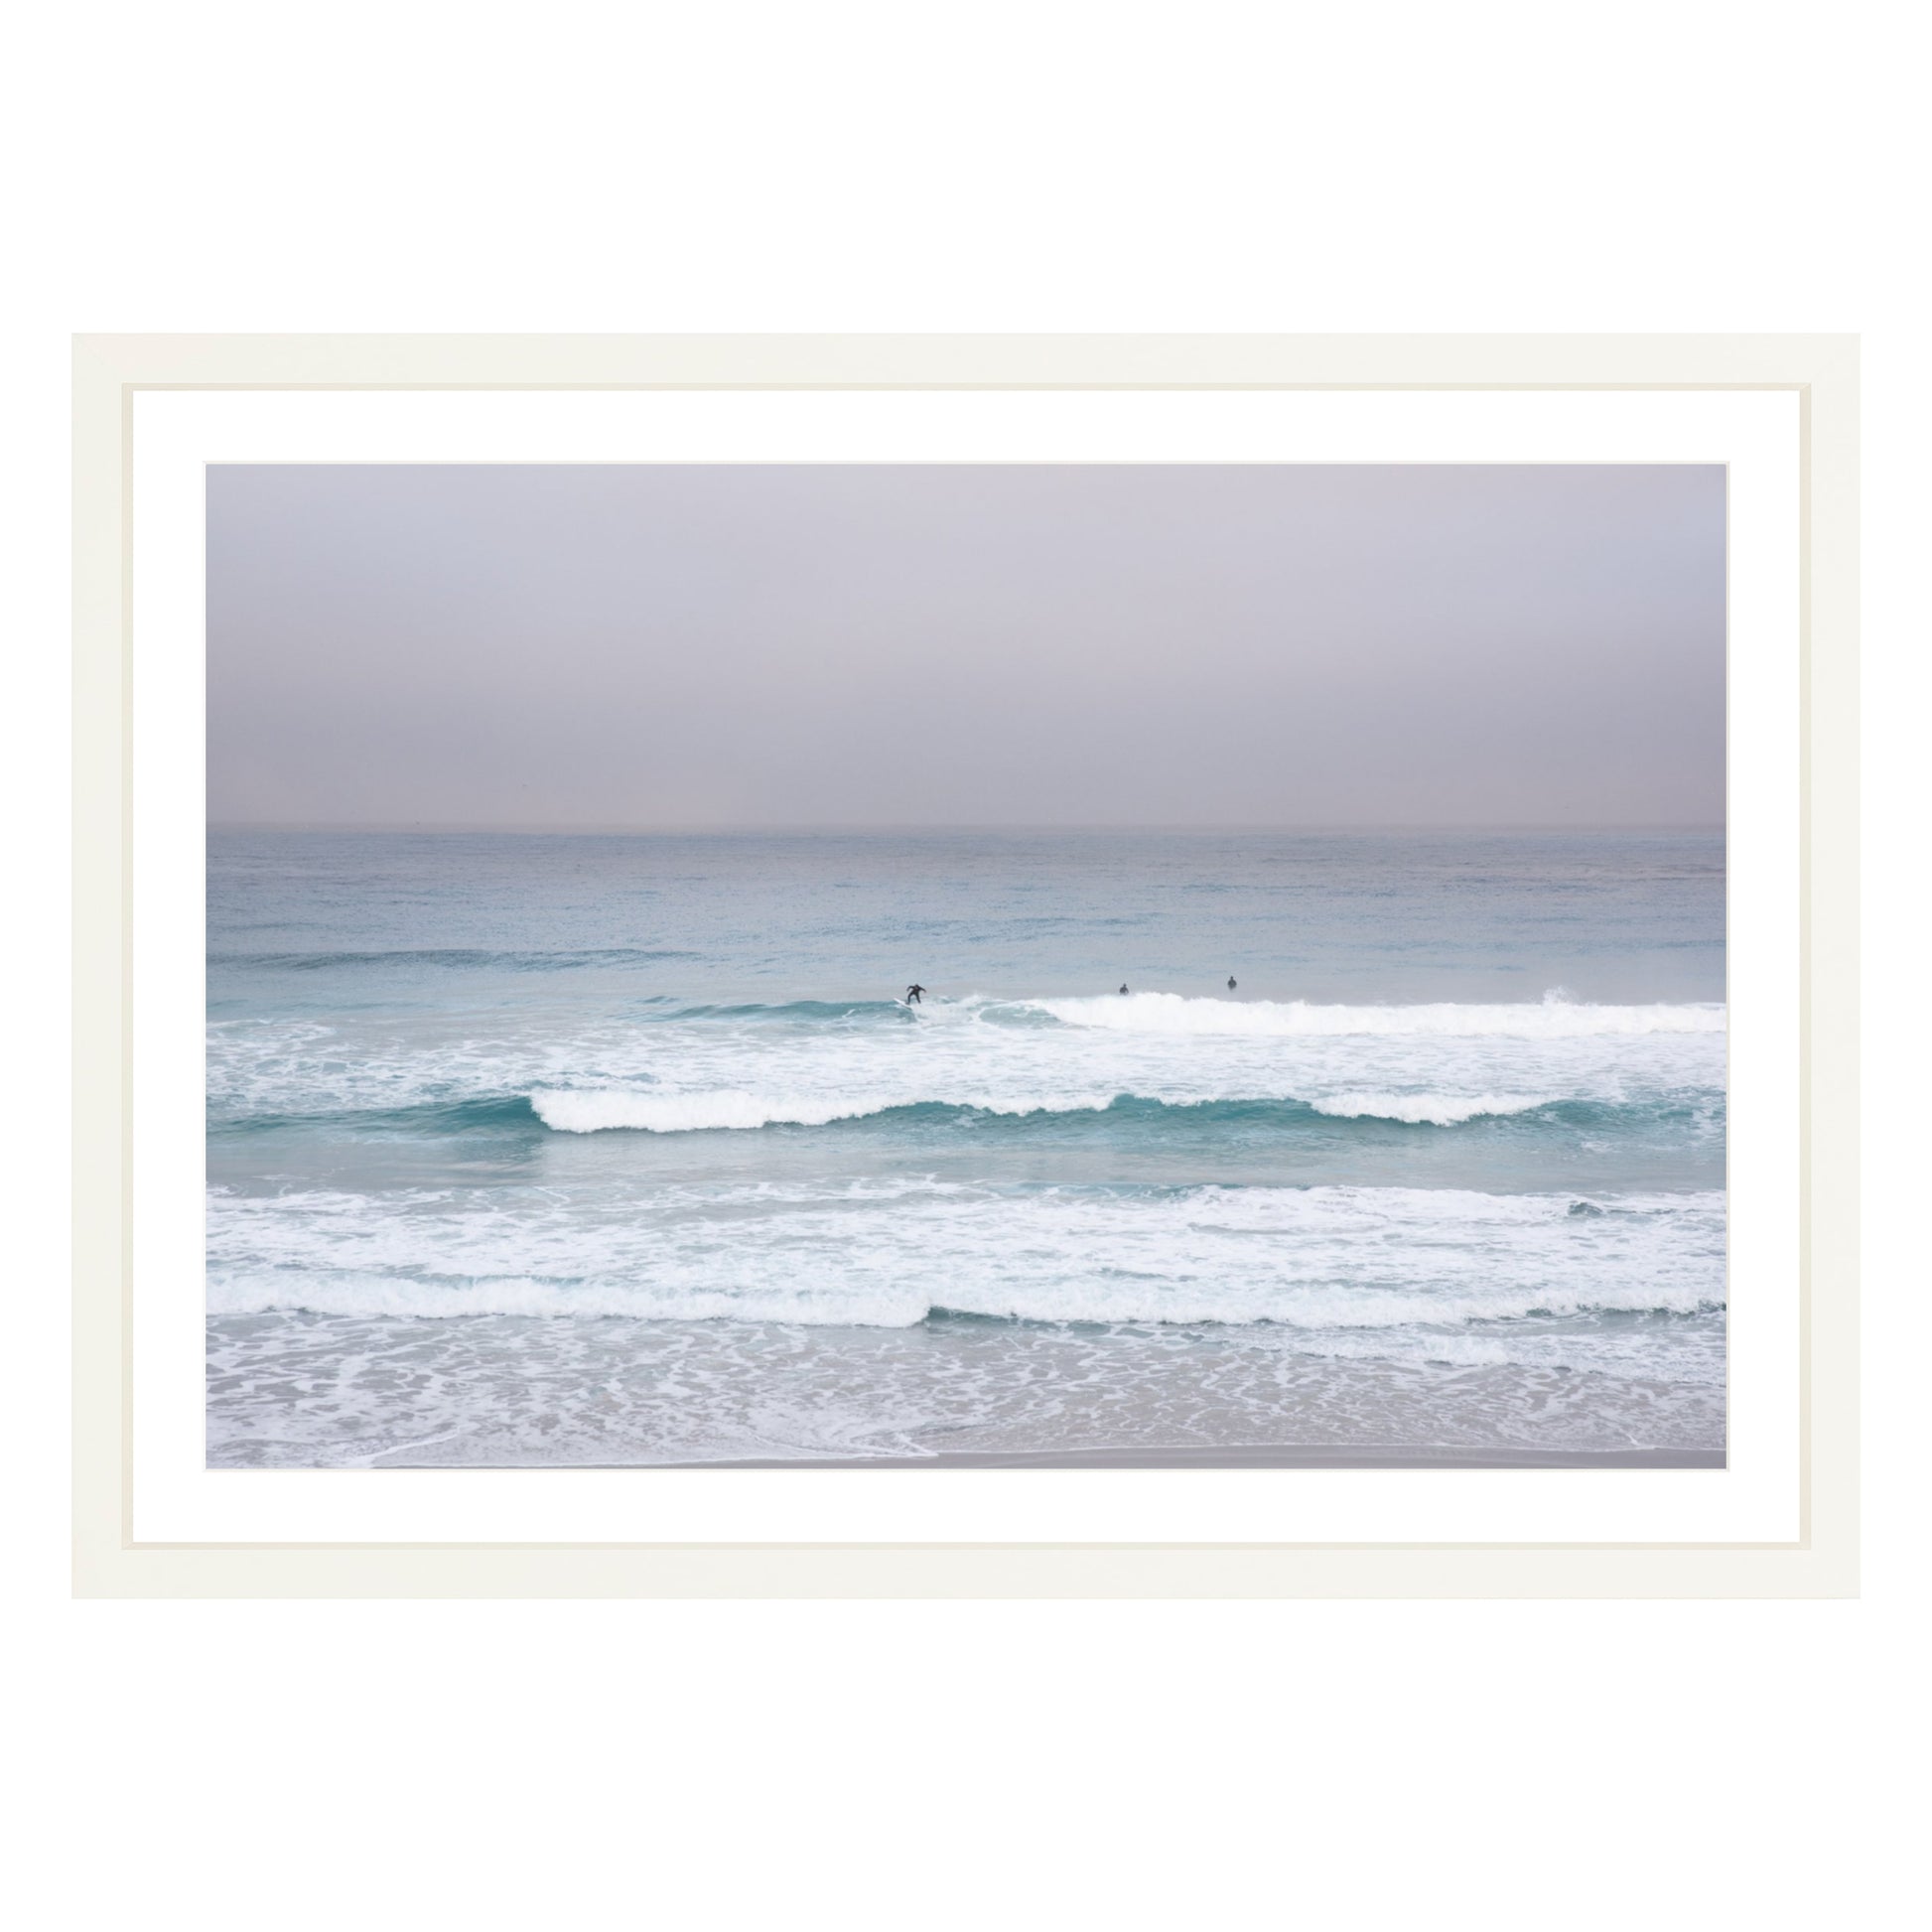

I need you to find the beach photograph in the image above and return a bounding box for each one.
[205,462,1726,1469]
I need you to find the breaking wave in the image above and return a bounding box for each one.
[1308,1091,1554,1127]
[206,1180,1725,1331]
[1022,991,1725,1038]
[527,1086,1574,1135]
[206,1272,1725,1328]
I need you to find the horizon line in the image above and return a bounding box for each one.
[207,819,1728,836]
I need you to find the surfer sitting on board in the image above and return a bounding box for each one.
[1119,983,1129,995]
[904,983,926,1005]
[1227,975,1237,991]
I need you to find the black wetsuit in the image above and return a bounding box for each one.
[905,984,925,1005]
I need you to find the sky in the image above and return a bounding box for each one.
[207,464,1725,828]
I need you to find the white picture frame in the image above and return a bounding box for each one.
[71,333,1859,1596]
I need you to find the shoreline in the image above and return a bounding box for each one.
[345,1443,1726,1471]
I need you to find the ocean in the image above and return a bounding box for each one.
[205,828,1726,1466]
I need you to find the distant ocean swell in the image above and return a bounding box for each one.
[210,946,703,973]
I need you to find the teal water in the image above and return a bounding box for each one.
[206,829,1726,1465]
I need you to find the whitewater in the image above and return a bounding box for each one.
[206,827,1727,1466]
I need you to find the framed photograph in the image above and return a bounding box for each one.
[71,334,1858,1595]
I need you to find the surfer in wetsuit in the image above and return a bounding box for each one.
[1227,975,1237,991]
[1119,983,1129,995]
[904,983,926,1005]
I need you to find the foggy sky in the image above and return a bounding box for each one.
[207,464,1725,828]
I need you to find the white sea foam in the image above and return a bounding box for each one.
[206,1270,1723,1329]
[207,1180,1725,1330]
[1026,992,1725,1038]
[1308,1091,1554,1126]
[207,990,1727,1133]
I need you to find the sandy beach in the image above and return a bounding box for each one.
[677,1444,1725,1469]
[317,1440,1725,1471]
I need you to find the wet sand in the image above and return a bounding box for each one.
[468,1444,1727,1471]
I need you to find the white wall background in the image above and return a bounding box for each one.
[5,4,1923,1927]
